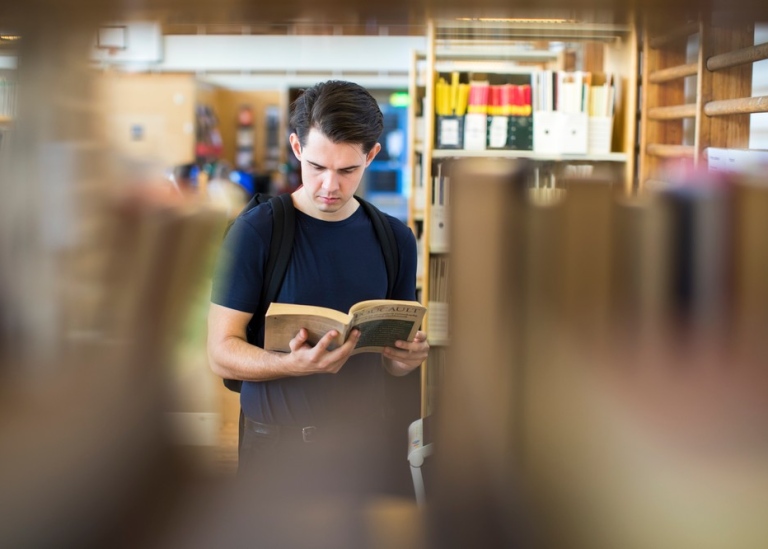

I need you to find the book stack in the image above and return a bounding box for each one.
[532,71,616,155]
[463,81,490,150]
[487,83,533,151]
[460,81,534,151]
[435,72,469,149]
[434,74,534,151]
[587,73,616,154]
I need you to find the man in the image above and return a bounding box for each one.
[208,80,429,497]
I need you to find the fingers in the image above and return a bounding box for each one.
[391,332,429,353]
[288,328,309,352]
[314,329,341,352]
[338,328,361,353]
[289,328,360,375]
[383,336,430,367]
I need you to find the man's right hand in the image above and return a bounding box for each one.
[287,328,361,375]
[208,303,361,382]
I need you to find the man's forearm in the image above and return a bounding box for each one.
[209,336,296,382]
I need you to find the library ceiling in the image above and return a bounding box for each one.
[2,1,768,29]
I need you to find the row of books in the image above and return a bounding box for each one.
[436,78,532,117]
[435,112,612,154]
[435,71,617,119]
[532,70,617,116]
[467,83,533,117]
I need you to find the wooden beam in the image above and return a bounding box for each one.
[648,63,698,83]
[704,95,768,116]
[707,42,768,71]
[646,144,696,158]
[648,103,697,120]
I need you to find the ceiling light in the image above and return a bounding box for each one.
[454,18,574,24]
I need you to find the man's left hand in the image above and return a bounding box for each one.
[382,331,430,376]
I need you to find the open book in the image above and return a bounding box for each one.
[264,299,427,354]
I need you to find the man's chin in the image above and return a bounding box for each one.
[315,198,343,211]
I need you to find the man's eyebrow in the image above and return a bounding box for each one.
[306,160,360,171]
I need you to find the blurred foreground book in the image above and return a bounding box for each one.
[428,160,768,549]
[0,183,227,548]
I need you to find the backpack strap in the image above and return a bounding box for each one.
[260,193,296,313]
[224,192,271,238]
[231,194,295,395]
[356,196,400,299]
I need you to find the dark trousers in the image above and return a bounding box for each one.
[238,413,414,500]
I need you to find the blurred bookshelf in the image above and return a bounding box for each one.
[638,14,768,189]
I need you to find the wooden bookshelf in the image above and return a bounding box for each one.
[638,14,768,189]
[430,148,628,162]
[409,15,639,417]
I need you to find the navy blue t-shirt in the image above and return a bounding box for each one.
[211,199,418,426]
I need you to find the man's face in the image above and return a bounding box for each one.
[290,128,380,221]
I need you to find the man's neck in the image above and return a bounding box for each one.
[291,189,360,221]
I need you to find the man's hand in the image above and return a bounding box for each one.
[381,331,430,376]
[287,328,361,375]
[207,303,360,382]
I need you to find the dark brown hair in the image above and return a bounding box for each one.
[289,80,384,154]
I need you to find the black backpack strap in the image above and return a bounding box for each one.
[223,192,270,238]
[356,196,400,299]
[224,193,295,395]
[260,193,296,312]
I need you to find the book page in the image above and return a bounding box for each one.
[348,300,426,354]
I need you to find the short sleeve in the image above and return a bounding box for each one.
[210,206,272,313]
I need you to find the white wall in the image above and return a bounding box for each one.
[158,35,424,89]
[160,35,424,72]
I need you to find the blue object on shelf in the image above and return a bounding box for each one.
[230,170,255,196]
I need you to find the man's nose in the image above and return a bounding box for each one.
[321,171,339,190]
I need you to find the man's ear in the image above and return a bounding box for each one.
[289,133,302,160]
[365,142,382,166]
